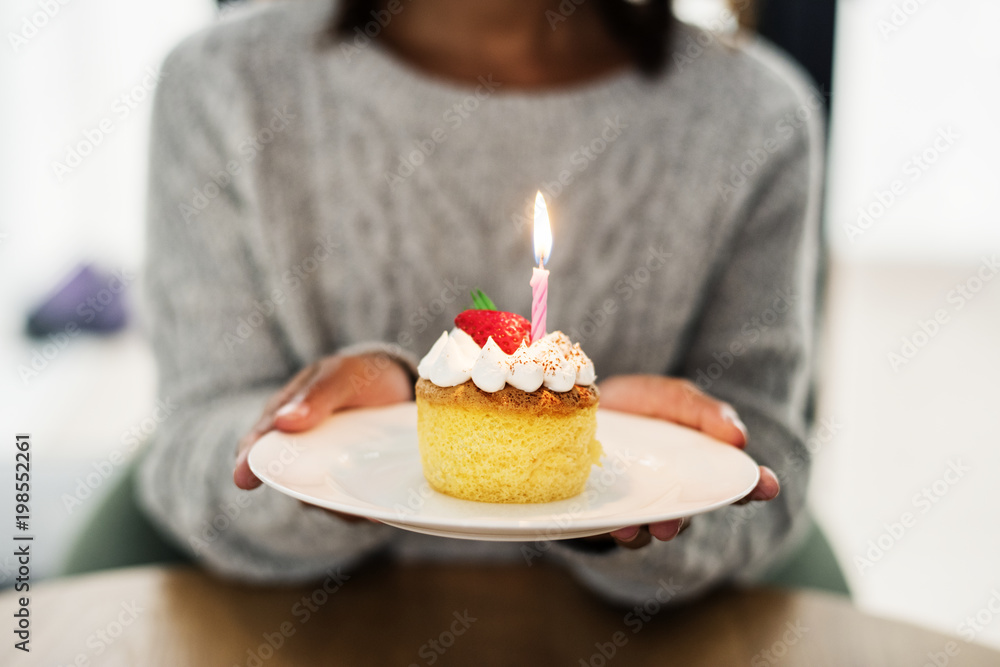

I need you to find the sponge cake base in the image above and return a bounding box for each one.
[415,379,602,503]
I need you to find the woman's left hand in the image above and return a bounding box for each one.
[595,375,780,550]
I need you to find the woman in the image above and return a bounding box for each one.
[138,0,822,605]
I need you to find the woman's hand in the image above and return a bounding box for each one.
[595,375,780,550]
[233,353,414,495]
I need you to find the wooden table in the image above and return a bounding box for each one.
[5,561,998,666]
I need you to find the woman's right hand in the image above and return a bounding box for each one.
[233,352,414,504]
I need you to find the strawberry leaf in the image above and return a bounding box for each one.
[471,288,497,311]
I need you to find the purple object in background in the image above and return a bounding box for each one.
[26,264,130,337]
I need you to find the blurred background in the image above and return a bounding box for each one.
[1,0,997,650]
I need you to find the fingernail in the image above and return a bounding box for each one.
[750,467,779,500]
[721,405,748,438]
[275,402,308,419]
[233,450,258,489]
[612,526,640,542]
[650,520,682,541]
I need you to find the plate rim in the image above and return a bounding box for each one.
[248,403,760,540]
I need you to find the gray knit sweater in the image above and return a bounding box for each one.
[137,0,823,606]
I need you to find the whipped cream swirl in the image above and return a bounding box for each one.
[417,329,596,393]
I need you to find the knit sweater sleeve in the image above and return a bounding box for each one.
[135,34,395,583]
[547,65,824,606]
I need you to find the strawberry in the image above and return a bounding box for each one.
[455,309,530,354]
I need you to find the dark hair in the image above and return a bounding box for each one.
[328,0,676,77]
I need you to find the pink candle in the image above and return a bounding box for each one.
[530,266,548,343]
[530,191,552,344]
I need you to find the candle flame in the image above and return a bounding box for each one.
[533,191,552,266]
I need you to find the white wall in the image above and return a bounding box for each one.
[8,0,997,294]
[0,0,214,584]
[679,0,1000,263]
[827,0,1000,263]
[0,0,215,310]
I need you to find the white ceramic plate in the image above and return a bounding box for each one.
[248,403,759,541]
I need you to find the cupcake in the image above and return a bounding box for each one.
[415,298,601,503]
